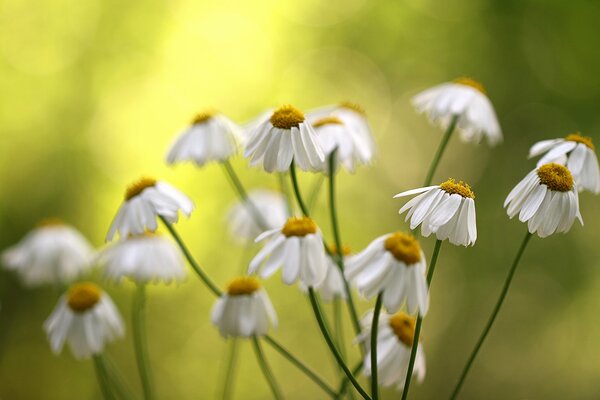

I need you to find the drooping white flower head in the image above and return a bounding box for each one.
[107,177,194,241]
[211,276,277,338]
[412,78,502,146]
[2,219,93,287]
[300,244,349,301]
[166,111,243,167]
[394,179,477,247]
[244,105,325,172]
[345,233,428,315]
[96,232,186,284]
[248,217,327,287]
[356,310,426,390]
[504,163,583,238]
[226,189,289,244]
[44,283,124,359]
[529,133,600,194]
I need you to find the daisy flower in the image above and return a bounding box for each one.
[106,177,194,241]
[301,244,349,301]
[166,111,243,167]
[529,132,600,194]
[44,282,124,359]
[345,233,428,315]
[244,104,325,172]
[211,276,277,338]
[412,78,502,146]
[96,232,186,284]
[248,217,327,287]
[394,179,477,247]
[504,163,583,238]
[2,219,93,287]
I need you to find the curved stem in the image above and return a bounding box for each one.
[307,174,325,213]
[333,296,346,362]
[289,160,310,217]
[104,355,137,400]
[93,354,116,400]
[252,336,284,400]
[370,294,383,400]
[337,361,364,398]
[219,339,239,400]
[423,115,458,186]
[449,231,532,400]
[132,284,154,400]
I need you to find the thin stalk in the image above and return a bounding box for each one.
[252,336,284,400]
[423,115,458,186]
[93,354,116,400]
[370,294,383,400]
[132,284,154,400]
[337,361,364,398]
[449,231,532,400]
[307,174,325,213]
[333,296,346,362]
[289,160,310,217]
[222,160,269,230]
[104,355,137,400]
[219,339,239,400]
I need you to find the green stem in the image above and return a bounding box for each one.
[370,294,383,400]
[337,361,364,398]
[333,296,346,363]
[219,339,239,400]
[252,336,284,400]
[449,231,532,400]
[289,160,310,217]
[307,174,325,213]
[132,284,154,400]
[423,115,458,186]
[104,355,137,400]
[401,239,443,400]
[93,354,116,400]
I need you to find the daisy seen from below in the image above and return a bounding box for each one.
[394,179,477,247]
[412,78,502,146]
[301,244,349,301]
[44,282,124,359]
[106,177,194,241]
[211,276,277,338]
[529,132,600,194]
[504,163,583,238]
[2,218,93,287]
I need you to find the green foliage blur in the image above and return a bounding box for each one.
[1,0,599,398]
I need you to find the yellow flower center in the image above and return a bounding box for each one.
[439,179,475,199]
[270,105,305,129]
[454,77,486,94]
[565,132,595,150]
[389,312,416,347]
[125,177,157,200]
[67,283,102,313]
[384,232,422,265]
[313,116,344,128]
[227,276,262,296]
[339,101,366,115]
[327,243,351,256]
[36,217,65,227]
[191,110,217,125]
[537,163,574,192]
[282,217,318,237]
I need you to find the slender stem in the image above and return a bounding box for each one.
[423,115,458,186]
[449,231,532,400]
[93,354,116,400]
[289,160,310,217]
[337,361,364,398]
[252,336,284,400]
[370,294,383,400]
[132,284,154,400]
[104,355,137,400]
[401,239,443,400]
[333,296,346,362]
[307,174,325,213]
[308,288,371,400]
[219,339,239,400]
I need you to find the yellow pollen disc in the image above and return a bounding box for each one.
[125,177,157,200]
[282,217,318,237]
[270,105,305,129]
[191,110,217,125]
[327,243,351,256]
[227,276,261,296]
[389,312,416,347]
[313,116,344,128]
[454,77,487,94]
[67,283,102,313]
[565,132,595,150]
[439,178,475,199]
[36,217,65,227]
[339,101,366,115]
[537,163,574,192]
[384,232,422,265]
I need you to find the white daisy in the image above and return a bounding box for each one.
[356,310,426,390]
[394,179,477,247]
[244,104,325,172]
[44,282,124,359]
[301,244,349,301]
[96,232,186,284]
[345,233,428,315]
[2,219,93,287]
[166,111,243,167]
[106,177,194,241]
[248,217,327,287]
[211,276,277,338]
[529,132,600,194]
[412,78,502,146]
[504,163,583,238]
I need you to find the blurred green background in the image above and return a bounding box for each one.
[1,0,599,398]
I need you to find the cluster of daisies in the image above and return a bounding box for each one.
[2,77,598,399]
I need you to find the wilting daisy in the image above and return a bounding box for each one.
[244,104,325,172]
[226,189,289,243]
[529,132,600,194]
[96,232,185,284]
[107,177,194,241]
[44,282,124,359]
[2,219,93,287]
[345,233,428,315]
[504,163,583,237]
[211,276,277,338]
[412,78,502,146]
[248,217,327,287]
[394,179,477,247]
[301,244,349,301]
[166,111,243,167]
[357,311,426,390]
